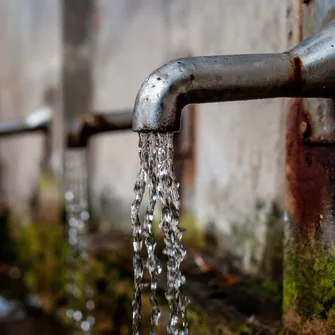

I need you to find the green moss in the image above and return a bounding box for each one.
[38,171,59,188]
[14,218,286,333]
[186,308,228,334]
[14,221,135,332]
[284,238,335,329]
[13,222,69,311]
[236,324,253,335]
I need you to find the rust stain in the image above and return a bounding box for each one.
[286,99,335,239]
[67,113,133,148]
[290,56,304,85]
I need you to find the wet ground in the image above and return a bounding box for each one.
[0,312,67,335]
[0,271,68,335]
[0,228,283,335]
[92,230,283,334]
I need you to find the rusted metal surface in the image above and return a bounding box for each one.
[287,0,335,237]
[288,50,335,145]
[67,110,133,148]
[283,1,335,332]
[299,99,335,144]
[298,0,335,144]
[286,99,335,239]
[289,55,304,86]
[284,97,335,333]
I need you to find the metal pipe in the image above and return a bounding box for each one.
[133,19,335,132]
[0,109,133,148]
[67,109,134,148]
[0,108,51,137]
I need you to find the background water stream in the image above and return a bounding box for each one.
[64,149,95,335]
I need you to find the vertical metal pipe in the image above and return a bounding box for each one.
[284,2,335,333]
[61,0,95,220]
[62,0,95,145]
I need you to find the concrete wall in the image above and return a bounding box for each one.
[0,0,61,222]
[0,0,287,271]
[91,0,287,271]
[192,1,287,269]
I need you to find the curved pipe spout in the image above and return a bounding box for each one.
[133,20,335,132]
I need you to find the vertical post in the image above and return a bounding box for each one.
[62,0,94,142]
[61,0,95,226]
[284,1,335,332]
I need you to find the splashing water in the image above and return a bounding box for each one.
[64,149,95,335]
[131,133,189,335]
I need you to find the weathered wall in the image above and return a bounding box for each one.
[91,0,287,271]
[0,0,287,271]
[0,0,61,222]
[192,1,287,269]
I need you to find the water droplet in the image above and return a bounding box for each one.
[80,321,90,331]
[284,211,289,222]
[73,310,83,321]
[65,191,74,201]
[87,315,95,325]
[81,211,90,221]
[66,309,74,318]
[64,149,95,333]
[86,300,95,310]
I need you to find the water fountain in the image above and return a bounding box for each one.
[0,107,134,334]
[131,19,335,334]
[65,110,133,334]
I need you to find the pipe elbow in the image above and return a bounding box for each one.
[132,19,335,133]
[132,58,193,132]
[132,54,294,133]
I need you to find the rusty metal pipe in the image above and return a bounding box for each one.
[133,19,335,132]
[0,109,133,147]
[67,110,134,148]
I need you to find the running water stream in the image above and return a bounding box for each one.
[64,149,95,335]
[131,133,189,335]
